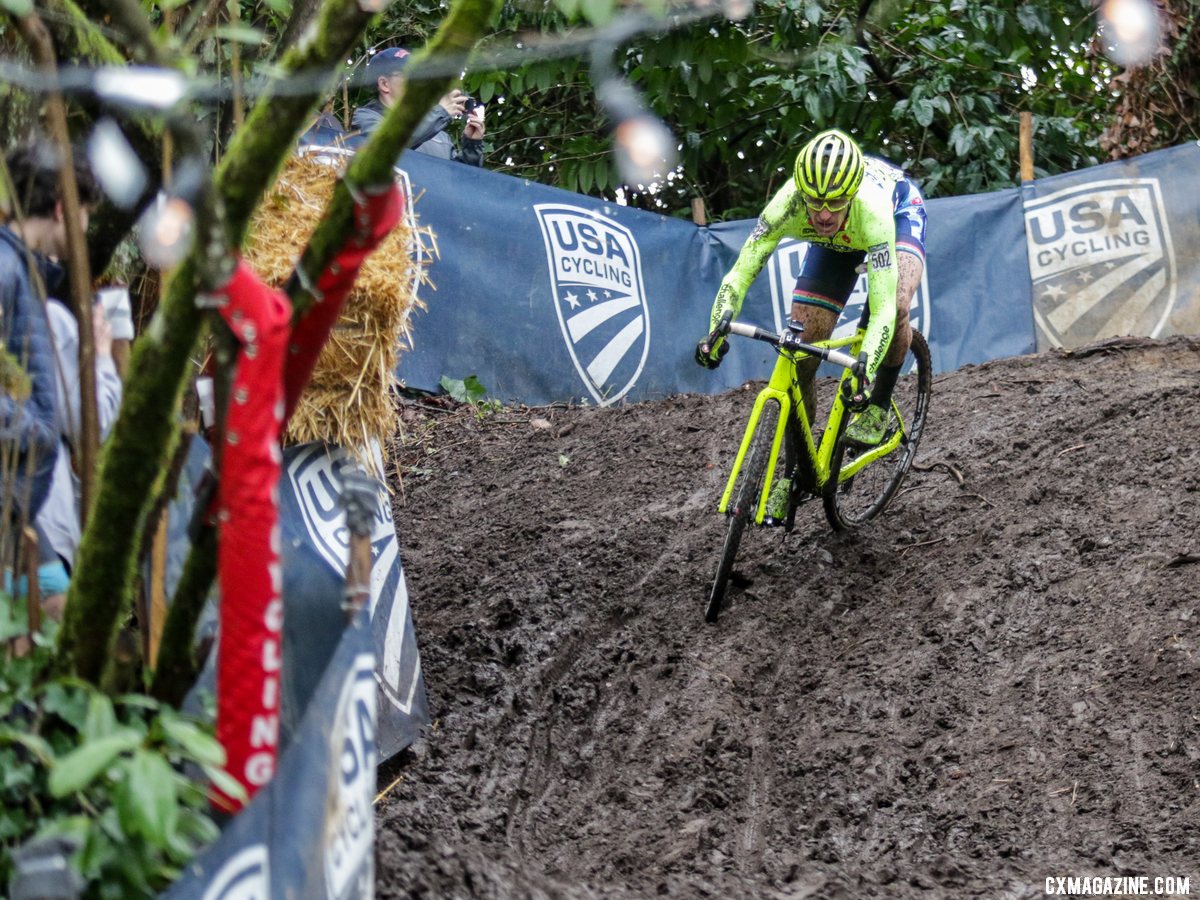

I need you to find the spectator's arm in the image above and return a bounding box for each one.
[95,357,122,440]
[410,106,451,149]
[89,303,122,439]
[456,138,484,168]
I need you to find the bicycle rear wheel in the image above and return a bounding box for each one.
[823,329,931,530]
[706,399,780,623]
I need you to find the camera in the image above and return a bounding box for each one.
[462,96,480,116]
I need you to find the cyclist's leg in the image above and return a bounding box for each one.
[875,179,929,404]
[789,245,862,424]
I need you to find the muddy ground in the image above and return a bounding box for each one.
[376,336,1200,899]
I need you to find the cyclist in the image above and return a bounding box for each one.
[695,128,927,520]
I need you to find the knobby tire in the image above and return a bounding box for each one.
[823,329,932,530]
[706,399,780,623]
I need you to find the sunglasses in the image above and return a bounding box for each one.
[802,194,853,213]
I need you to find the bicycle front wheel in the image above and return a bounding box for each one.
[823,329,932,530]
[706,398,780,623]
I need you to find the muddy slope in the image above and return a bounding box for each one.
[377,336,1200,899]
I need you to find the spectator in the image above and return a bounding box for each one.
[351,47,486,167]
[0,142,71,527]
[298,106,350,149]
[3,141,105,614]
[38,295,122,581]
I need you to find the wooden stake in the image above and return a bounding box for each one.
[1019,111,1034,183]
[21,527,41,635]
[691,197,707,226]
[340,467,376,622]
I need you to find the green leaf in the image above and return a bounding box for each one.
[0,727,55,765]
[49,730,142,797]
[803,91,822,123]
[115,751,178,844]
[578,0,613,25]
[159,715,225,768]
[552,0,579,19]
[83,694,118,742]
[438,374,489,404]
[201,764,248,806]
[914,98,935,127]
[42,681,90,731]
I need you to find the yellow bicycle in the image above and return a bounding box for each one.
[705,312,931,623]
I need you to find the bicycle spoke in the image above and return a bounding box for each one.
[823,330,932,530]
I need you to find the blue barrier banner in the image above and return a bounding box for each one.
[163,610,376,900]
[161,438,428,764]
[279,443,430,761]
[1022,141,1200,349]
[386,149,1035,405]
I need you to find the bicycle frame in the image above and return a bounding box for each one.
[717,326,910,525]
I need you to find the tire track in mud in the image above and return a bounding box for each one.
[733,645,793,877]
[381,337,1200,898]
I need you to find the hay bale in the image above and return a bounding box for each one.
[243,152,434,476]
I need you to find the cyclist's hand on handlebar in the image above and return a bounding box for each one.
[843,380,872,412]
[695,335,729,370]
[842,350,872,411]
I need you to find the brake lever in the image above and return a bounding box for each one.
[702,310,734,354]
[708,310,733,344]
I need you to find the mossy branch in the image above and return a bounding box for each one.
[150,0,503,692]
[55,0,384,685]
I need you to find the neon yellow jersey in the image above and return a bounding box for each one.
[710,157,905,378]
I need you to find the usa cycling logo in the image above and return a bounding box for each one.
[285,444,421,717]
[200,845,268,900]
[534,204,650,405]
[766,238,932,347]
[1024,179,1176,348]
[323,654,377,900]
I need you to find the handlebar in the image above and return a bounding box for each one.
[709,311,861,373]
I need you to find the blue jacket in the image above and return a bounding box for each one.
[0,226,61,518]
[350,99,484,167]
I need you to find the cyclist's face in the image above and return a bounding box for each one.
[803,194,852,235]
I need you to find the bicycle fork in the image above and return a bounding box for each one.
[717,387,791,525]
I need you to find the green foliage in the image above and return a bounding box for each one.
[0,617,233,897]
[430,0,1113,217]
[439,373,489,404]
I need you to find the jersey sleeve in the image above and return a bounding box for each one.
[859,209,899,380]
[708,184,800,330]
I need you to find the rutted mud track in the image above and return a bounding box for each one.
[378,336,1200,899]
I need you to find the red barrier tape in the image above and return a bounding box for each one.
[210,261,290,812]
[207,181,403,812]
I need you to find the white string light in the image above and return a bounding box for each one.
[87,118,148,209]
[136,193,195,270]
[1097,0,1162,67]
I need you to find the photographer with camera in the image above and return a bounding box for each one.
[352,47,485,167]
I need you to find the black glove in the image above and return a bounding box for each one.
[695,336,729,370]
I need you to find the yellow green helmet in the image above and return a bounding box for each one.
[794,129,865,200]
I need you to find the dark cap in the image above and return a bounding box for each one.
[366,47,411,83]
